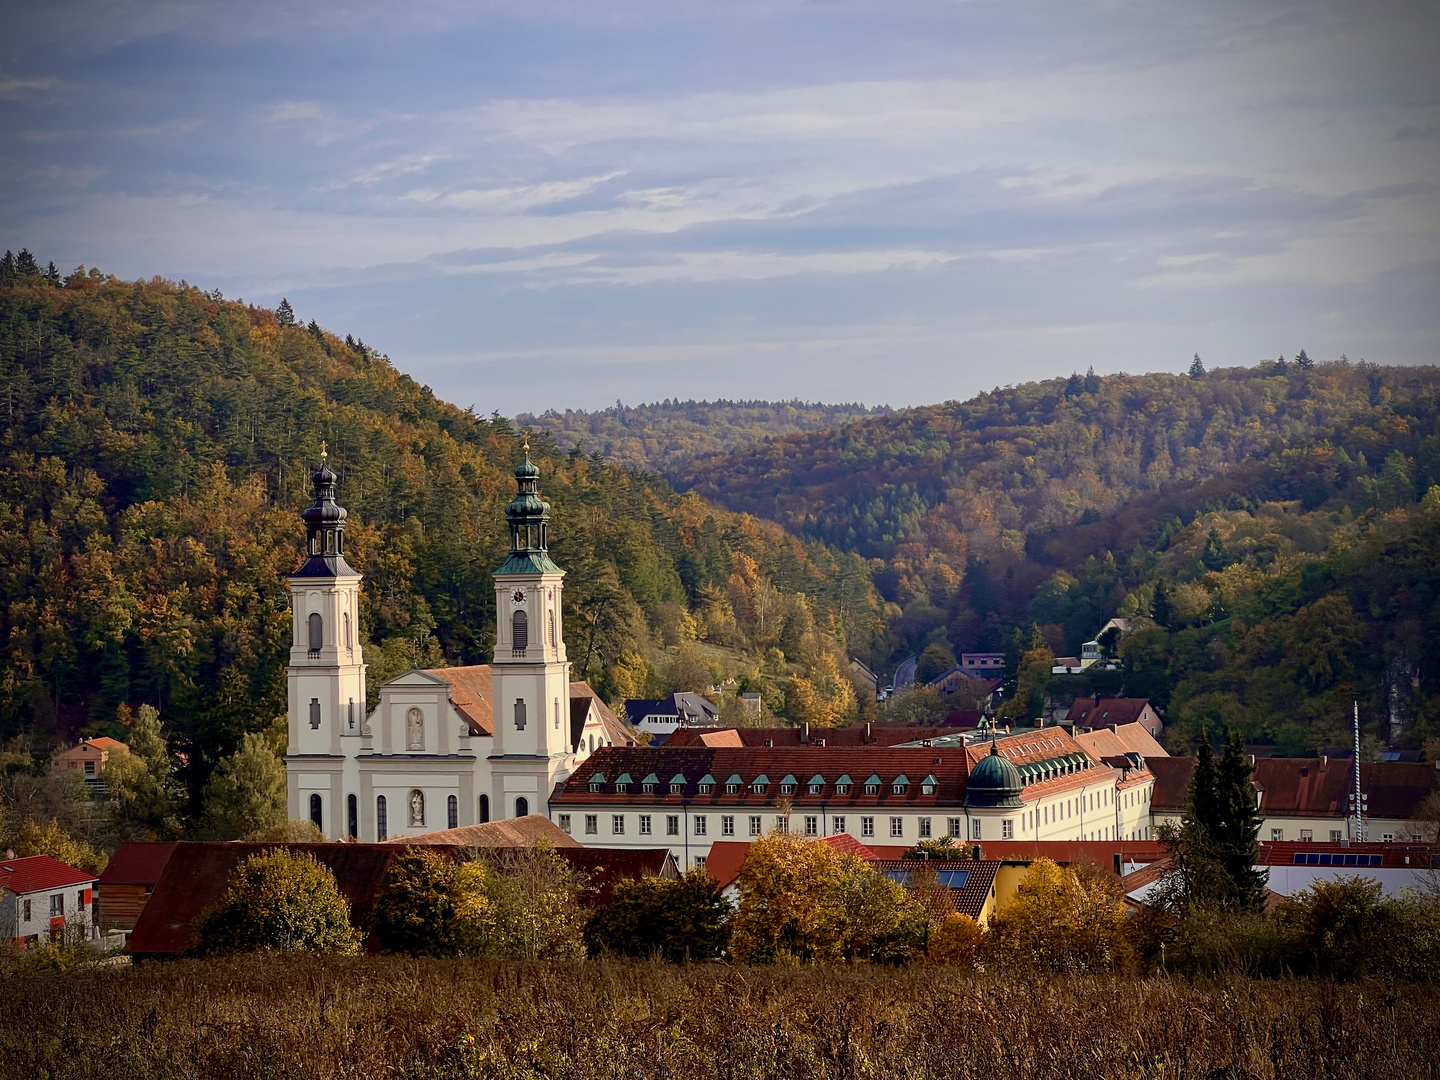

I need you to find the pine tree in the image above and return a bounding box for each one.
[1201,528,1229,572]
[276,297,296,326]
[1151,578,1172,628]
[1083,366,1101,394]
[1189,353,1205,378]
[14,249,40,280]
[43,261,61,286]
[128,703,171,781]
[0,250,15,286]
[1216,729,1265,910]
[1273,354,1288,376]
[307,319,324,340]
[201,732,287,838]
[1065,372,1083,397]
[1295,348,1313,370]
[1186,736,1221,838]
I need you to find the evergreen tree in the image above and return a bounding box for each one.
[1186,737,1221,838]
[0,250,15,286]
[1065,372,1084,397]
[275,297,296,326]
[1273,354,1288,376]
[1083,366,1101,394]
[43,262,61,286]
[1201,528,1229,572]
[1216,729,1265,910]
[307,318,324,340]
[202,732,288,839]
[14,249,40,279]
[1189,353,1205,379]
[1151,578,1172,628]
[128,704,171,781]
[1295,348,1314,370]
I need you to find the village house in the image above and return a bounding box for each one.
[1,855,97,946]
[94,841,176,938]
[48,737,130,783]
[623,693,720,736]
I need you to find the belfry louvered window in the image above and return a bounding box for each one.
[512,610,528,655]
[307,612,322,657]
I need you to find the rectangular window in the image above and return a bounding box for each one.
[50,894,63,916]
[722,815,735,836]
[947,818,963,838]
[748,815,762,837]
[1299,829,1313,841]
[639,815,652,836]
[78,890,86,910]
[918,817,932,838]
[1329,830,1342,842]
[694,815,707,836]
[585,814,598,835]
[612,814,625,835]
[22,899,31,921]
[1271,828,1284,841]
[775,817,787,834]
[666,815,680,836]
[832,815,846,834]
[861,816,875,838]
[1382,832,1395,842]
[890,817,903,838]
[559,814,572,834]
[694,855,707,868]
[804,815,818,837]
[1002,819,1014,839]
[972,818,982,840]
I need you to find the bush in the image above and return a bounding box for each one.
[927,912,984,966]
[189,848,360,957]
[584,867,731,962]
[371,848,493,957]
[986,859,1130,973]
[481,846,590,961]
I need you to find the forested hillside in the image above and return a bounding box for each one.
[0,262,885,802]
[517,399,888,472]
[680,362,1440,754]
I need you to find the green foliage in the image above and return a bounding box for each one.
[2,817,107,874]
[371,848,494,957]
[201,732,287,839]
[188,848,360,956]
[914,642,956,684]
[583,867,732,962]
[480,846,590,961]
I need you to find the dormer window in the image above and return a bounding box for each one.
[864,774,881,796]
[588,773,605,794]
[892,774,909,796]
[835,774,852,796]
[779,774,797,796]
[752,774,770,795]
[921,774,937,796]
[669,773,686,795]
[614,772,632,794]
[641,772,659,794]
[808,774,825,796]
[697,774,715,795]
[725,774,742,795]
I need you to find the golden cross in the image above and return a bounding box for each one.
[522,432,530,454]
[320,440,328,463]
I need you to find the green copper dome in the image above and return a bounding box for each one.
[496,438,561,575]
[964,739,1023,808]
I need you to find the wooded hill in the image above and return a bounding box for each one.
[0,263,885,798]
[517,399,889,473]
[678,362,1440,754]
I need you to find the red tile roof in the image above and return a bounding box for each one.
[86,737,130,752]
[666,723,976,748]
[552,848,679,906]
[382,815,580,848]
[0,855,96,895]
[1074,722,1166,761]
[425,665,494,736]
[1067,699,1159,730]
[1257,840,1431,867]
[96,842,176,886]
[973,840,1168,875]
[1147,755,1196,812]
[871,859,1002,920]
[554,745,975,808]
[1149,756,1439,819]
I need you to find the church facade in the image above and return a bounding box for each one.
[285,447,630,841]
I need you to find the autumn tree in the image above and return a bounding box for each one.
[189,848,359,956]
[986,858,1129,972]
[372,847,493,956]
[481,845,590,960]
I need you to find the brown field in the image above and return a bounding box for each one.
[2,957,1436,1080]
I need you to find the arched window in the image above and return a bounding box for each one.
[515,796,529,818]
[309,698,321,730]
[447,794,458,830]
[307,612,323,656]
[376,795,388,840]
[554,698,560,730]
[589,734,595,752]
[347,793,358,838]
[514,699,526,731]
[343,612,352,651]
[548,611,556,648]
[309,793,322,829]
[512,610,528,654]
[479,794,490,823]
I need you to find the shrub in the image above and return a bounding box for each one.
[927,912,984,966]
[372,848,493,957]
[986,859,1130,973]
[482,846,590,961]
[189,848,360,956]
[584,867,731,962]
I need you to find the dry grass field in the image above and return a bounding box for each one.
[2,957,1436,1080]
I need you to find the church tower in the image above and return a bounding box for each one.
[286,448,367,834]
[489,440,573,817]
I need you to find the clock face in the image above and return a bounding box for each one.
[511,589,526,604]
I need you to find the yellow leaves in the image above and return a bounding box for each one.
[988,858,1130,972]
[928,912,984,966]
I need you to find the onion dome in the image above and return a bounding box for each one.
[964,737,1023,808]
[293,443,355,577]
[496,435,562,575]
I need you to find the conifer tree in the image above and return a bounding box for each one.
[1216,729,1265,910]
[1189,353,1205,378]
[1151,578,1172,628]
[43,261,61,286]
[14,249,39,279]
[276,297,296,326]
[0,250,15,286]
[1201,528,1229,572]
[1273,354,1288,375]
[1083,366,1101,394]
[1295,348,1314,370]
[1186,736,1221,837]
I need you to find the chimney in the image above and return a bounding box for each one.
[1320,755,1328,770]
[864,722,872,744]
[1094,692,1101,708]
[1109,723,1118,734]
[800,721,810,744]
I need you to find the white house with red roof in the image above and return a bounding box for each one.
[1,855,98,946]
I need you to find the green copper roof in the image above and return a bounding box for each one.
[615,773,632,785]
[495,550,562,576]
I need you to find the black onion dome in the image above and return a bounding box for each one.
[964,738,1024,808]
[293,448,355,577]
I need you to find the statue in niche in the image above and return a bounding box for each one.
[409,789,424,826]
[406,707,424,751]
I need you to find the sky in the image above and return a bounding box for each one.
[2,0,1437,416]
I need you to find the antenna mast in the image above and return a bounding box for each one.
[1351,700,1365,843]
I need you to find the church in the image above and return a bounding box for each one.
[285,445,632,841]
